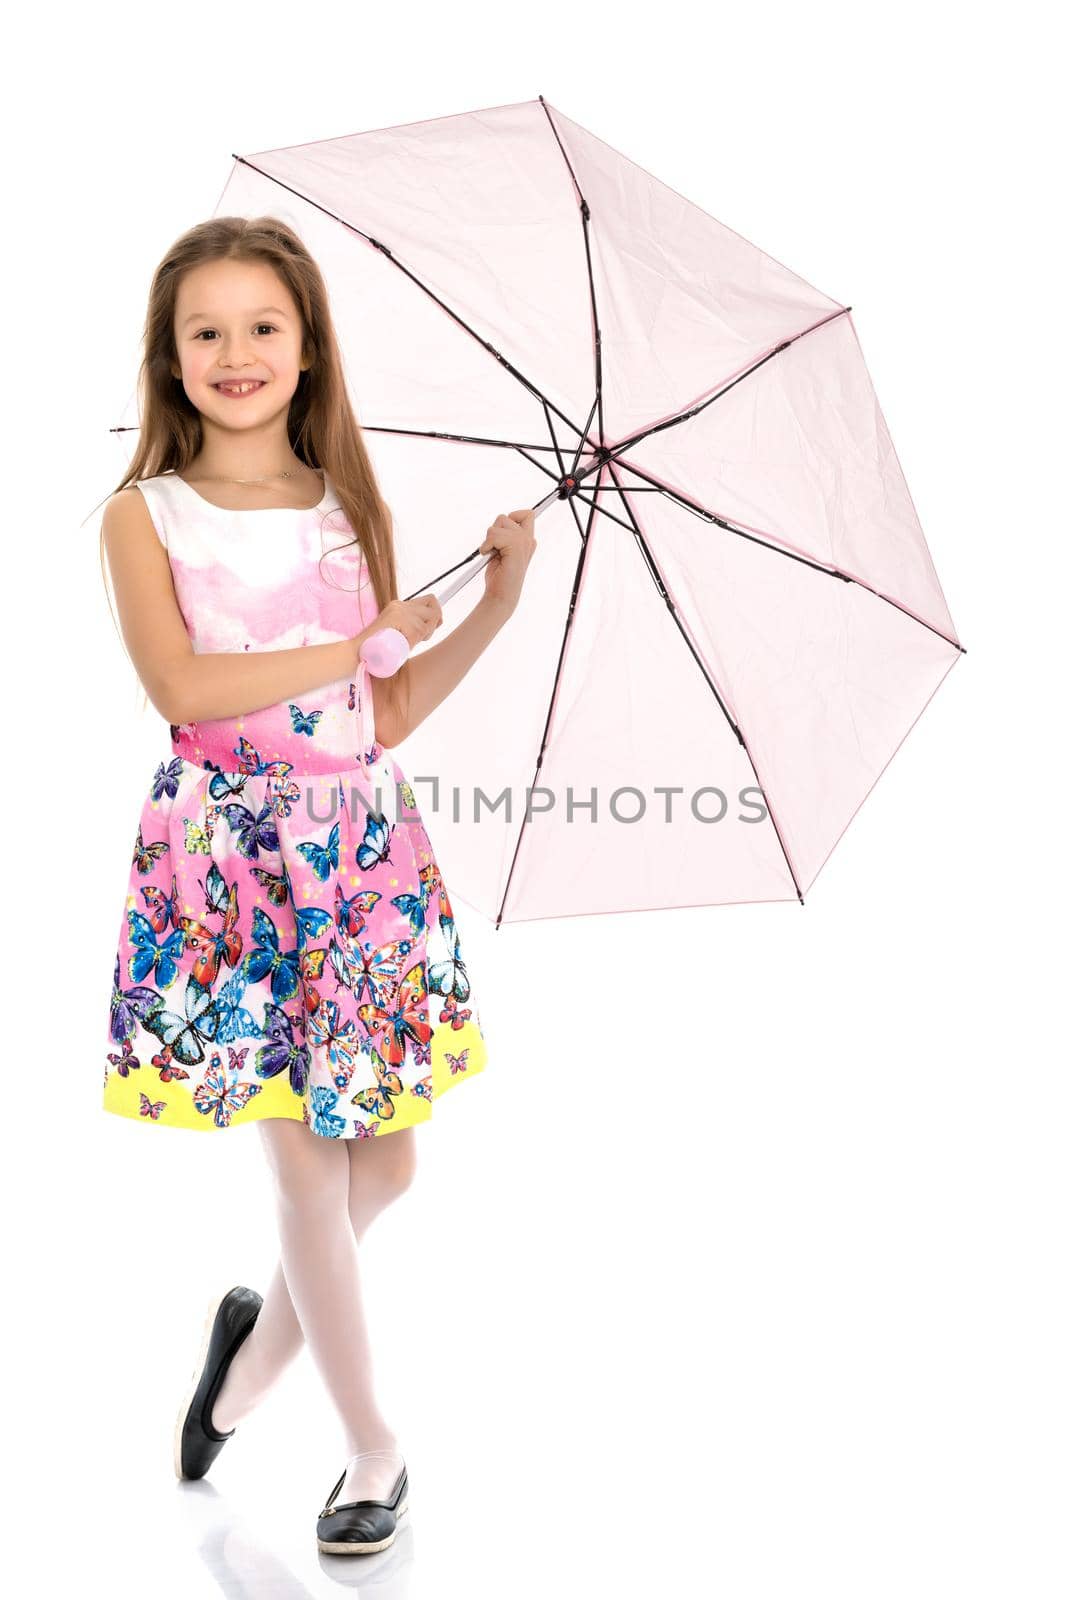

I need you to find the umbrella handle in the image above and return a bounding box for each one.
[408,483,558,606]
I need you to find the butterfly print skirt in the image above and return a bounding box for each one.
[103,738,488,1139]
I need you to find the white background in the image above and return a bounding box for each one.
[4,2,1062,1595]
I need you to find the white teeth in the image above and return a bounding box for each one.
[217,381,262,394]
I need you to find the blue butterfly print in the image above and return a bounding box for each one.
[109,954,165,1043]
[142,977,221,1066]
[151,757,184,802]
[204,763,249,803]
[255,1001,312,1096]
[197,860,232,917]
[289,703,324,737]
[241,906,301,1003]
[222,799,280,860]
[126,909,185,988]
[295,904,333,953]
[391,877,432,936]
[356,812,392,872]
[428,916,471,1003]
[212,967,266,1044]
[308,1083,348,1138]
[298,820,342,882]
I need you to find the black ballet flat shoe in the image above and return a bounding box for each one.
[173,1284,263,1481]
[316,1456,409,1555]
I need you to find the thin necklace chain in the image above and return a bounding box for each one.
[187,467,302,486]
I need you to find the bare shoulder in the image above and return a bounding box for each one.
[102,483,149,525]
[101,483,165,553]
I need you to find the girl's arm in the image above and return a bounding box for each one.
[102,486,378,726]
[381,594,513,744]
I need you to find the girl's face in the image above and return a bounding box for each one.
[171,257,308,431]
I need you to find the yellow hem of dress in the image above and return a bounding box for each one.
[102,1020,487,1136]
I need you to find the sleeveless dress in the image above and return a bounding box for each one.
[102,469,488,1139]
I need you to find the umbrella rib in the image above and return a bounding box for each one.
[231,154,590,445]
[537,97,606,450]
[362,419,605,541]
[567,394,601,487]
[360,424,601,456]
[603,459,807,905]
[565,486,645,533]
[540,399,575,487]
[515,442,575,488]
[494,104,611,922]
[598,305,853,463]
[543,402,597,548]
[599,455,966,652]
[493,469,605,928]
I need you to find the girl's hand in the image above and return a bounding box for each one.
[480,510,536,613]
[371,595,443,648]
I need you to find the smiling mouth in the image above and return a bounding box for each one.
[214,380,266,397]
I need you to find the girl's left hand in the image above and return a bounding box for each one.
[479,510,536,613]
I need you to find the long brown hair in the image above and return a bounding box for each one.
[100,213,410,723]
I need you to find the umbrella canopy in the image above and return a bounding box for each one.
[118,96,965,925]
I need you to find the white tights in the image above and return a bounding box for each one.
[210,1117,416,1503]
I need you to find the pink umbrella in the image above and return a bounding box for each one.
[120,96,966,925]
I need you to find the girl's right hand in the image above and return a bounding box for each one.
[370,595,443,648]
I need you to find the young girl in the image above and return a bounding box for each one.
[100,215,535,1555]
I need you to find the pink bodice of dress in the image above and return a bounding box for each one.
[134,470,381,779]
